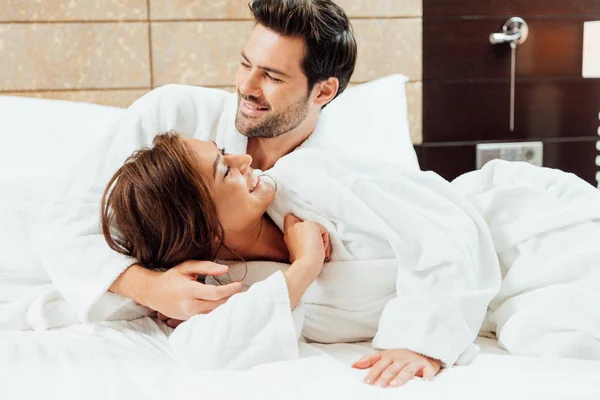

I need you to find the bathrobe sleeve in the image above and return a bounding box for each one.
[169,271,305,370]
[360,171,500,367]
[37,85,231,323]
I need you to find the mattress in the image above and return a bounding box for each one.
[1,96,599,400]
[1,318,599,400]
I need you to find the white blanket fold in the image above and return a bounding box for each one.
[452,160,600,360]
[265,149,502,366]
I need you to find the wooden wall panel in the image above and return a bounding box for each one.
[421,0,600,185]
[423,80,600,142]
[424,0,600,17]
[424,18,585,80]
[418,138,599,184]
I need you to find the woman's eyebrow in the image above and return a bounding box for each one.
[211,141,221,180]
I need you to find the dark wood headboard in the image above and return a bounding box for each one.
[416,0,600,185]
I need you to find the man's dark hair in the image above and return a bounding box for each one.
[249,0,357,105]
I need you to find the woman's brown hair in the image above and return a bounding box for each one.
[101,131,223,271]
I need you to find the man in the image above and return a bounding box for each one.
[44,0,356,326]
[40,1,444,385]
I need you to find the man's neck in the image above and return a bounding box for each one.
[246,114,318,171]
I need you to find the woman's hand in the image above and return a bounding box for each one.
[283,214,331,264]
[352,349,441,388]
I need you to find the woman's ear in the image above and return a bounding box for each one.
[313,77,339,108]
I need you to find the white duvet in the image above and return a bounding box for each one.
[453,160,600,359]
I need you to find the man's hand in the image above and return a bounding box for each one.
[146,260,242,321]
[111,260,243,323]
[352,349,441,388]
[156,312,185,328]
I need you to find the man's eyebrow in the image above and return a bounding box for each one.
[211,141,221,180]
[241,52,290,78]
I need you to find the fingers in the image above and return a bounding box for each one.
[352,352,382,369]
[315,223,331,261]
[180,260,229,276]
[363,357,393,385]
[284,214,302,230]
[192,281,243,302]
[388,362,425,388]
[420,366,437,382]
[156,313,184,329]
[374,361,409,388]
[320,227,331,261]
[165,318,184,328]
[183,297,229,317]
[157,312,169,321]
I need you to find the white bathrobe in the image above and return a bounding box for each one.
[3,83,500,370]
[169,149,502,369]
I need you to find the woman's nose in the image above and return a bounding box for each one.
[227,154,253,174]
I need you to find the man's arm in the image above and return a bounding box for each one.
[38,85,236,323]
[110,262,242,320]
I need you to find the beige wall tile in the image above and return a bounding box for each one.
[148,0,422,20]
[0,23,150,91]
[406,81,422,144]
[0,0,147,22]
[211,86,236,93]
[151,21,254,87]
[337,0,422,18]
[150,0,251,20]
[3,89,150,108]
[351,18,422,82]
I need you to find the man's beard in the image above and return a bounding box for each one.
[235,94,309,139]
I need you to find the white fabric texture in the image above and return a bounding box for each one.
[301,74,419,169]
[267,149,501,366]
[452,160,600,360]
[3,323,599,400]
[1,75,418,331]
[170,149,501,369]
[169,271,303,370]
[0,85,246,330]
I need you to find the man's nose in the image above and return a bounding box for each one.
[238,71,262,99]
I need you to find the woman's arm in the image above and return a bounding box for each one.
[282,214,330,308]
[169,214,329,370]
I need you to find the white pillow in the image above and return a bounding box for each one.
[301,74,419,169]
[0,95,125,180]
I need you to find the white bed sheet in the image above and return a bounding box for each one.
[2,96,600,400]
[1,318,599,400]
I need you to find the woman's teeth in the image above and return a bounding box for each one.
[249,176,259,193]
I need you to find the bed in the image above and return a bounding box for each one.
[1,91,599,400]
[1,319,599,399]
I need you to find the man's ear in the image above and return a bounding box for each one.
[312,77,339,108]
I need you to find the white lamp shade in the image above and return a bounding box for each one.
[583,21,600,78]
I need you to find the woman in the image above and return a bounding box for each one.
[101,131,501,387]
